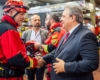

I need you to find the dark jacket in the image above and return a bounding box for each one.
[43,24,99,80]
[22,28,48,44]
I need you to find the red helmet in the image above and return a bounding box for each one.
[3,0,29,13]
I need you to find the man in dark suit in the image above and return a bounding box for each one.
[22,14,48,80]
[38,5,99,80]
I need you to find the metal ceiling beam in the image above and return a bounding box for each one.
[0,0,100,8]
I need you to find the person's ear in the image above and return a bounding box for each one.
[7,10,12,16]
[71,15,76,22]
[9,9,15,16]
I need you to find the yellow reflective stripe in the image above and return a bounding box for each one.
[0,67,4,70]
[43,45,49,54]
[52,34,58,39]
[29,58,33,68]
[26,57,33,69]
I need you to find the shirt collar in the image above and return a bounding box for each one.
[69,24,80,35]
[32,29,40,35]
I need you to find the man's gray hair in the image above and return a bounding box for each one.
[65,5,83,23]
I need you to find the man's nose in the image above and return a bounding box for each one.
[36,20,40,23]
[60,17,62,22]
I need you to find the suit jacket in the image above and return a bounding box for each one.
[43,24,99,80]
[22,28,48,44]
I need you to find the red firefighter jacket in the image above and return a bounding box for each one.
[95,26,100,46]
[0,15,37,79]
[43,22,66,54]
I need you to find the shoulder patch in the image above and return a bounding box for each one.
[52,34,58,39]
[51,27,61,35]
[51,39,58,45]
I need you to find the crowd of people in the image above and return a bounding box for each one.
[0,0,99,80]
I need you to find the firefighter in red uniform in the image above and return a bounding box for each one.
[95,16,100,49]
[0,0,38,80]
[27,12,66,80]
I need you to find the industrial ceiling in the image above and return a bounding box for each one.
[0,0,100,8]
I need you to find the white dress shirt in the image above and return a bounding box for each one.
[30,29,41,43]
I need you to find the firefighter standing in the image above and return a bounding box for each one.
[95,16,100,49]
[0,0,38,80]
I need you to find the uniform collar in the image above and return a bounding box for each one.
[2,15,18,29]
[50,22,61,32]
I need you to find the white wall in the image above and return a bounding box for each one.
[0,4,3,19]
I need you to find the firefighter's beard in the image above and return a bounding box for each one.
[47,22,51,30]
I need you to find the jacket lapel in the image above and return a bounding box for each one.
[40,30,44,44]
[54,24,83,58]
[27,30,32,41]
[54,35,75,58]
[60,35,75,50]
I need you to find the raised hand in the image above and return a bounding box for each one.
[34,42,41,49]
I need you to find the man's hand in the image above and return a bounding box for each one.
[34,42,41,49]
[35,56,46,68]
[25,40,36,46]
[53,58,65,74]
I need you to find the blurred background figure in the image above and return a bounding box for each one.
[22,14,48,80]
[33,12,66,80]
[83,16,95,33]
[18,17,30,37]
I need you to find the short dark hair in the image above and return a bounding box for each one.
[48,12,60,22]
[84,17,91,21]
